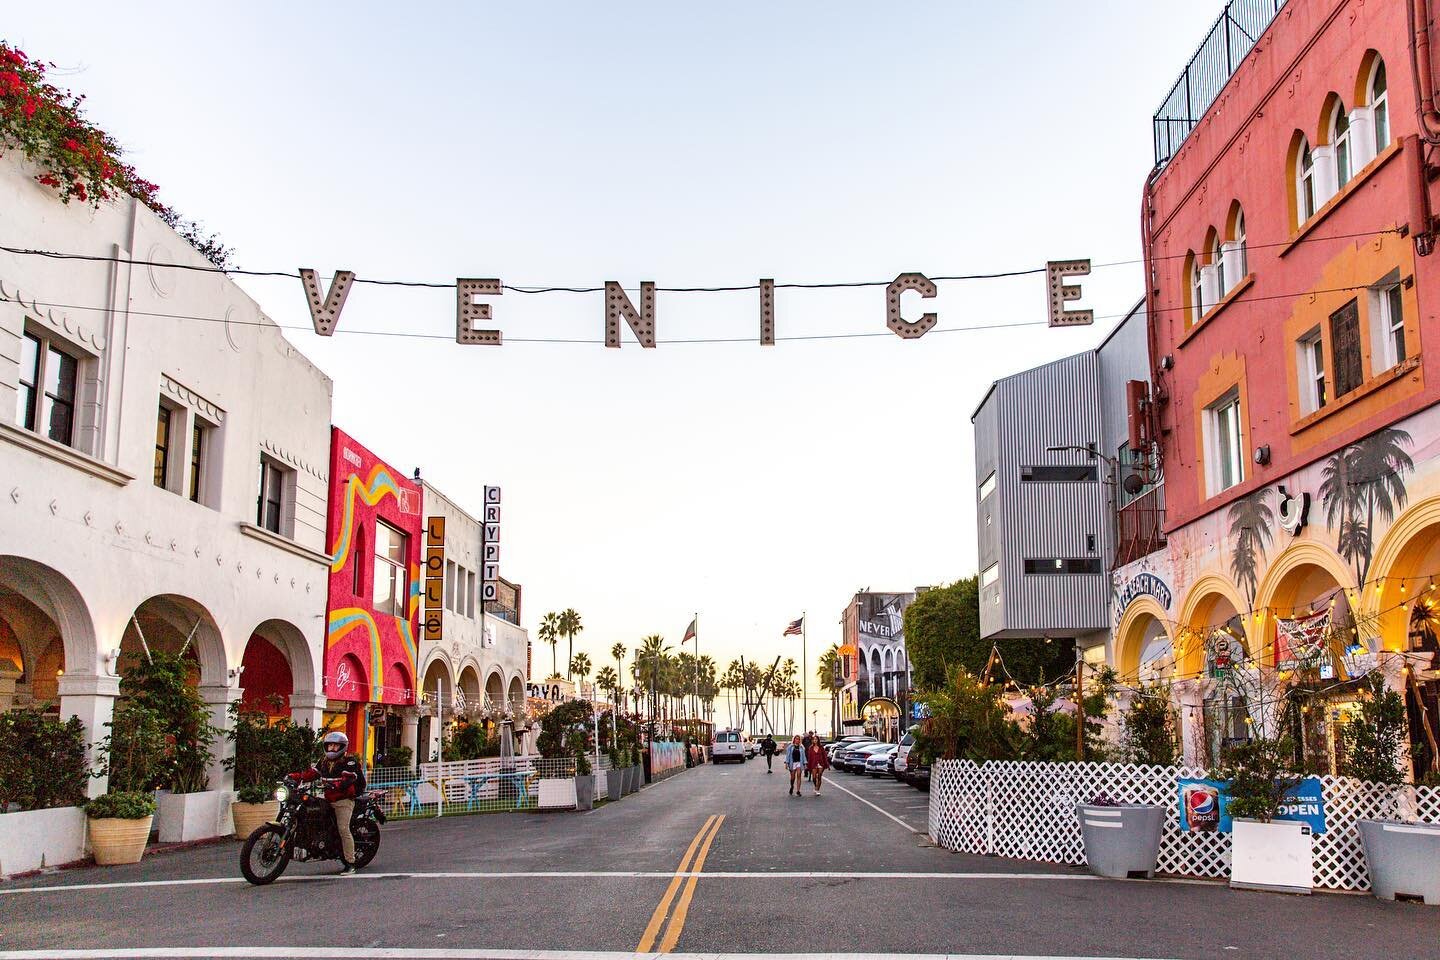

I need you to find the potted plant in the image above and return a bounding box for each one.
[1344,674,1440,903]
[1216,734,1311,894]
[1075,792,1165,879]
[88,698,167,866]
[570,730,594,811]
[225,699,284,840]
[84,791,156,865]
[605,747,625,801]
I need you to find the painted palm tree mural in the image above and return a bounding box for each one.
[1228,488,1275,606]
[1319,427,1415,584]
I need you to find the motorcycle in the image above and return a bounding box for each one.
[239,777,385,885]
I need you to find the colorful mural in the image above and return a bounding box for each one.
[324,427,421,706]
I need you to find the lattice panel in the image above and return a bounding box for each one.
[929,761,1440,891]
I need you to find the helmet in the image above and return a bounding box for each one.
[322,731,349,756]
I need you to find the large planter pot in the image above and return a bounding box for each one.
[156,790,233,843]
[574,774,595,811]
[1230,818,1312,894]
[0,806,87,876]
[89,816,154,866]
[627,765,642,793]
[230,801,279,840]
[606,769,624,802]
[1076,804,1165,879]
[537,777,578,810]
[1358,819,1440,905]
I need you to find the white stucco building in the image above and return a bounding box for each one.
[0,154,333,798]
[415,482,529,761]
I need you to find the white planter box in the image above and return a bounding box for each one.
[1230,818,1312,894]
[0,806,87,876]
[537,777,577,810]
[155,790,234,843]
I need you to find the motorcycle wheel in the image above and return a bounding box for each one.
[240,824,291,885]
[351,820,380,869]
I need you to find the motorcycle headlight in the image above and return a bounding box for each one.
[273,784,290,803]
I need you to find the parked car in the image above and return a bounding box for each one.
[826,735,874,763]
[893,729,916,779]
[864,744,898,777]
[906,758,931,792]
[744,736,759,758]
[837,742,893,773]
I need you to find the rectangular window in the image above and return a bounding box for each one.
[1209,392,1244,494]
[978,471,996,500]
[17,332,40,431]
[257,456,288,534]
[1298,329,1326,414]
[445,560,457,613]
[1021,464,1097,482]
[466,569,476,618]
[1329,299,1363,397]
[1372,279,1406,371]
[980,563,999,588]
[154,404,173,489]
[188,422,208,503]
[373,520,408,617]
[1023,558,1103,575]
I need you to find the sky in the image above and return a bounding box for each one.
[8,1,1224,712]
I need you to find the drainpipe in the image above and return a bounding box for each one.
[1408,0,1440,141]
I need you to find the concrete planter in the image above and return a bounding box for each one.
[537,777,577,810]
[1230,818,1312,894]
[156,790,234,843]
[606,769,624,801]
[1358,819,1440,905]
[89,815,153,866]
[230,801,279,840]
[1076,804,1165,879]
[574,774,595,811]
[626,765,641,794]
[0,806,87,876]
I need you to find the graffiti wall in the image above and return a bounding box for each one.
[325,427,422,705]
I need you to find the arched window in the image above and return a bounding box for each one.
[1209,232,1226,298]
[1295,136,1317,222]
[1186,252,1204,325]
[1369,58,1389,152]
[1329,99,1352,186]
[1232,207,1247,277]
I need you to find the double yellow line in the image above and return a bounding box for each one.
[636,814,724,953]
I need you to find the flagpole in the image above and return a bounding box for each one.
[801,611,807,738]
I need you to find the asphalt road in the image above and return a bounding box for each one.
[3,757,1437,960]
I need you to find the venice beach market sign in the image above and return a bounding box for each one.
[297,261,1095,346]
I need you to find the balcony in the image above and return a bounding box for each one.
[1153,0,1287,166]
[1115,485,1167,568]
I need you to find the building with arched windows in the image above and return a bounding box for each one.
[836,590,917,741]
[1115,0,1440,774]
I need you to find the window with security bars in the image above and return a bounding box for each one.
[1329,299,1363,397]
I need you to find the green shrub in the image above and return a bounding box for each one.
[1118,685,1179,766]
[537,700,595,758]
[98,698,168,794]
[568,729,592,776]
[118,650,219,792]
[913,665,1020,763]
[386,745,414,771]
[443,721,498,761]
[1339,674,1408,785]
[84,790,155,819]
[1215,735,1300,822]
[0,710,90,811]
[234,784,272,804]
[225,697,331,793]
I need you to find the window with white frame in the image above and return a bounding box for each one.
[257,455,293,535]
[978,471,996,501]
[1189,255,1206,322]
[16,329,80,448]
[1210,234,1226,300]
[188,419,212,504]
[1296,137,1317,222]
[1232,208,1247,278]
[1298,329,1326,414]
[373,520,408,618]
[1370,59,1389,154]
[1330,100,1352,187]
[465,569,476,618]
[1207,390,1244,495]
[1370,272,1406,371]
[980,563,999,589]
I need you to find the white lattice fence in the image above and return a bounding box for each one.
[929,760,1440,892]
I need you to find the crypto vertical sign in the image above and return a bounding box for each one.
[424,516,446,644]
[482,486,501,605]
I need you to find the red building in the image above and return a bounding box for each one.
[324,427,421,757]
[1112,0,1440,773]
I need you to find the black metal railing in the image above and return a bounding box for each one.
[1115,485,1167,568]
[1153,0,1288,166]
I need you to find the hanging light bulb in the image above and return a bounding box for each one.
[1402,581,1409,595]
[1376,579,1384,595]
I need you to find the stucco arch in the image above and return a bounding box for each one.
[1178,574,1249,675]
[1253,540,1355,667]
[0,555,97,676]
[246,617,317,696]
[420,652,454,701]
[507,675,525,715]
[485,668,504,706]
[1364,495,1440,651]
[1354,50,1385,108]
[123,593,228,685]
[1115,595,1174,680]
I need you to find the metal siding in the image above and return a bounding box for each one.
[1096,303,1151,570]
[973,389,1002,638]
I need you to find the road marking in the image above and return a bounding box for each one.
[0,950,1182,959]
[3,869,1096,896]
[657,814,724,952]
[823,778,921,833]
[635,815,719,952]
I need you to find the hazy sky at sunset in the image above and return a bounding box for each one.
[8,2,1223,710]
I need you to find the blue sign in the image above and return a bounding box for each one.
[1274,776,1326,834]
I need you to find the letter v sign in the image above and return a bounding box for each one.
[299,268,355,336]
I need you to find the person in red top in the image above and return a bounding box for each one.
[290,730,363,873]
[806,732,830,796]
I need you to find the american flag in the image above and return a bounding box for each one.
[783,616,804,637]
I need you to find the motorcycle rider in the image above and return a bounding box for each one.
[289,730,363,874]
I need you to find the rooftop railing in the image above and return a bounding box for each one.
[1153,0,1288,166]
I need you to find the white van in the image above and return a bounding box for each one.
[712,729,748,763]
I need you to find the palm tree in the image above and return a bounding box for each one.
[635,635,670,721]
[610,642,627,703]
[698,655,717,723]
[595,665,619,706]
[817,645,841,736]
[557,609,583,680]
[539,612,561,678]
[570,652,592,694]
[1227,489,1275,605]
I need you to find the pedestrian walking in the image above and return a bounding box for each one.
[806,732,830,796]
[761,733,777,773]
[784,735,807,797]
